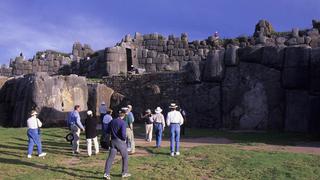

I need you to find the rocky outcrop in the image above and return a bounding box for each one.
[88,83,114,116]
[0,73,88,127]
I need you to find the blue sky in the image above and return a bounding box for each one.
[0,0,319,65]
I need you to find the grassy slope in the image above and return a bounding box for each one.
[0,126,319,180]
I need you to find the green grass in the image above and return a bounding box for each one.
[0,125,320,180]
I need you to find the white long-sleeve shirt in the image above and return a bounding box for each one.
[27,116,42,129]
[152,113,165,128]
[166,110,184,126]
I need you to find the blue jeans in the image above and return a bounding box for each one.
[27,129,42,155]
[154,123,163,147]
[170,124,180,153]
[102,123,109,137]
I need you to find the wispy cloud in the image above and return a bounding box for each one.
[0,11,121,64]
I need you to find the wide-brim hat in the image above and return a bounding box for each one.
[30,110,38,116]
[145,109,151,114]
[127,105,132,109]
[169,103,178,109]
[155,107,162,113]
[101,101,105,105]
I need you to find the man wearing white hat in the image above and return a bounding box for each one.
[26,110,46,158]
[166,103,184,156]
[153,107,165,147]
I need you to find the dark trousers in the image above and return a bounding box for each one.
[105,139,128,175]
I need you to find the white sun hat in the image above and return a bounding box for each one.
[155,107,163,113]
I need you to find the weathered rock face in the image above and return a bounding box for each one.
[310,48,320,95]
[222,63,284,130]
[88,83,114,116]
[282,46,310,89]
[0,73,88,127]
[203,50,225,82]
[0,76,8,89]
[104,73,222,128]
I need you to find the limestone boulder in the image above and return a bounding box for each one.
[88,83,114,116]
[0,73,88,127]
[224,45,239,66]
[203,50,225,82]
[238,46,264,64]
[184,61,201,83]
[310,48,320,95]
[284,90,309,132]
[282,46,310,89]
[222,63,285,130]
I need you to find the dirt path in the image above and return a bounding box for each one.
[134,137,320,156]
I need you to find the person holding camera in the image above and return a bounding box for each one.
[142,109,153,142]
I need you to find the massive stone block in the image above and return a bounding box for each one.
[203,50,225,82]
[261,46,285,70]
[309,95,320,133]
[310,47,320,95]
[222,63,285,130]
[0,76,8,89]
[282,46,310,89]
[0,73,88,127]
[285,90,309,132]
[184,61,201,83]
[88,83,114,116]
[224,45,239,66]
[238,46,263,64]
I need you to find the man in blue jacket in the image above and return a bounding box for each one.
[104,108,131,179]
[67,105,85,154]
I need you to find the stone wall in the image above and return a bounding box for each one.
[103,45,320,133]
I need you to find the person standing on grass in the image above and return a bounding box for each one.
[27,110,46,158]
[101,109,113,149]
[99,101,107,124]
[67,105,85,154]
[153,107,165,148]
[125,105,135,154]
[180,108,187,136]
[166,103,184,157]
[104,109,131,179]
[142,109,153,142]
[85,110,99,157]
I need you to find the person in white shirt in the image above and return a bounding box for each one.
[153,107,165,147]
[166,103,184,156]
[26,110,46,158]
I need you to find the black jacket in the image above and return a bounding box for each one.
[85,116,97,139]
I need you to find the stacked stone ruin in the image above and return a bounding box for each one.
[0,20,319,133]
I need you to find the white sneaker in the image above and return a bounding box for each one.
[175,152,180,156]
[27,154,32,158]
[38,153,47,157]
[170,152,175,157]
[122,173,131,178]
[103,173,111,179]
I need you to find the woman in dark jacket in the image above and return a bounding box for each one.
[85,110,99,156]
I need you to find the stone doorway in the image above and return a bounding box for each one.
[126,48,133,71]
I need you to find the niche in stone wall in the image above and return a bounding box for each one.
[126,48,133,71]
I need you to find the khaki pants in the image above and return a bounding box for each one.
[126,128,135,153]
[86,136,99,156]
[145,124,153,141]
[71,125,81,153]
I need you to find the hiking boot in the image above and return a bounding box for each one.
[175,152,180,156]
[170,152,174,157]
[27,154,32,158]
[103,173,111,180]
[38,153,47,157]
[122,173,131,178]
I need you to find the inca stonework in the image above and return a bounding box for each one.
[0,20,320,133]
